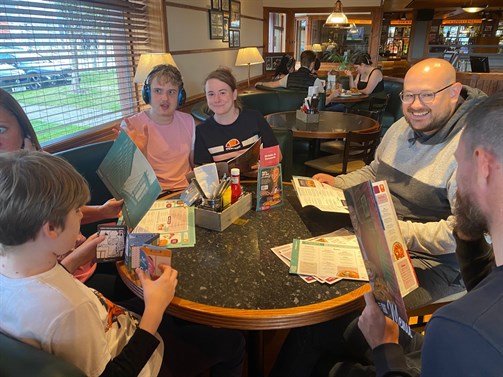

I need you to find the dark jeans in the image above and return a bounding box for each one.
[118,297,245,377]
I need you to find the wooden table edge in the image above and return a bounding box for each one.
[117,261,370,330]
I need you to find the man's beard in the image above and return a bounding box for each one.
[454,190,488,240]
[404,107,453,134]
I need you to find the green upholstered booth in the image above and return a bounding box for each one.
[54,140,116,237]
[381,78,404,134]
[191,89,326,122]
[0,332,86,377]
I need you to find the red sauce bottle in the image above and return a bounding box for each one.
[230,168,241,204]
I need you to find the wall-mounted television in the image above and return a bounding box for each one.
[470,56,490,73]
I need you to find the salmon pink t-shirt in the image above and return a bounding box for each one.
[121,111,195,191]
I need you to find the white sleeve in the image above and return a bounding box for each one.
[46,302,111,377]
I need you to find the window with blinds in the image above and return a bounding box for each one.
[0,0,149,146]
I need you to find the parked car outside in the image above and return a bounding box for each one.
[0,63,29,93]
[0,49,73,90]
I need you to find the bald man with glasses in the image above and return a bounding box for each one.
[269,58,488,377]
[313,58,487,309]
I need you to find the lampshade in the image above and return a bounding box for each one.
[312,44,322,52]
[235,47,264,87]
[462,1,487,13]
[324,0,350,29]
[235,47,265,67]
[133,53,177,83]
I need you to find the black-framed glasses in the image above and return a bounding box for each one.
[399,83,455,104]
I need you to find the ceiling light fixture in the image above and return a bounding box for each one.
[324,0,350,29]
[462,1,487,13]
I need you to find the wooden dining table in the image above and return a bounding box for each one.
[264,110,379,140]
[326,92,369,104]
[117,183,370,376]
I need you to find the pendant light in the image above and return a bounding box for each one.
[462,1,487,13]
[324,0,350,29]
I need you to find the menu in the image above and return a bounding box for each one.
[344,180,418,338]
[96,131,161,230]
[132,199,196,248]
[291,175,348,213]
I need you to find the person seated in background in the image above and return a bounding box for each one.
[326,52,385,111]
[0,88,123,225]
[336,93,502,377]
[194,67,279,170]
[269,58,488,377]
[121,64,194,193]
[255,50,324,93]
[271,54,296,81]
[0,151,246,377]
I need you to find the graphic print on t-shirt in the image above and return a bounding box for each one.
[225,138,242,150]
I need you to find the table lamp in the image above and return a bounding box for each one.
[133,53,178,84]
[235,47,264,87]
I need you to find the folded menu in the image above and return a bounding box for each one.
[291,176,348,213]
[96,131,161,230]
[344,180,418,338]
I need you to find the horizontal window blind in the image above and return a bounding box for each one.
[0,0,149,145]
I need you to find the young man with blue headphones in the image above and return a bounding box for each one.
[121,64,194,192]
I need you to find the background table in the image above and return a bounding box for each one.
[265,110,379,140]
[326,93,369,104]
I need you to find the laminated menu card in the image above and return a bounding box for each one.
[344,180,418,338]
[97,131,161,230]
[291,175,348,213]
[132,199,195,248]
[256,145,283,211]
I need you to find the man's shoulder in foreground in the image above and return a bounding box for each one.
[421,266,503,375]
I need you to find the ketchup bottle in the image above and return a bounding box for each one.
[230,168,241,204]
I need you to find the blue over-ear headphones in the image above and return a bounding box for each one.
[142,64,186,106]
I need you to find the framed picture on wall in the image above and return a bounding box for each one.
[209,10,224,40]
[230,0,240,29]
[221,0,230,12]
[229,29,240,48]
[211,0,220,11]
[222,17,229,42]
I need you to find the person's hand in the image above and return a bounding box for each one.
[326,89,341,103]
[137,264,178,335]
[255,82,263,88]
[99,198,124,219]
[75,233,87,248]
[60,233,105,274]
[313,173,336,186]
[22,137,37,151]
[344,69,353,76]
[358,292,399,349]
[123,124,149,155]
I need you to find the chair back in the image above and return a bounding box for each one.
[342,128,381,174]
[348,94,390,124]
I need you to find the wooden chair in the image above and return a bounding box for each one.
[320,94,389,155]
[407,290,466,333]
[304,128,381,175]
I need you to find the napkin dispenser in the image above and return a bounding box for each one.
[194,192,252,232]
